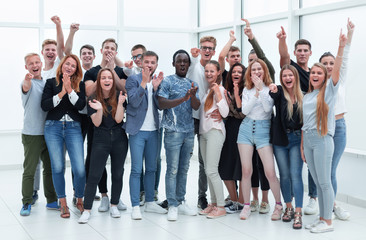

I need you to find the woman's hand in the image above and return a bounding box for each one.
[88,99,102,110]
[62,73,72,94]
[252,75,263,91]
[269,83,278,93]
[118,91,127,105]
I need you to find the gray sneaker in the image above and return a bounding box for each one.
[98,196,109,212]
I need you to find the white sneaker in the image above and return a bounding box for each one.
[305,218,320,229]
[304,198,318,215]
[117,199,127,211]
[131,206,142,220]
[145,201,168,214]
[334,205,350,220]
[139,192,145,206]
[98,196,110,212]
[110,206,121,218]
[310,220,334,233]
[178,202,197,216]
[167,206,178,221]
[78,211,90,224]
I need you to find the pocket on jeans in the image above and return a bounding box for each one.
[44,120,54,127]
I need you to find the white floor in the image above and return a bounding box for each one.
[1,158,366,240]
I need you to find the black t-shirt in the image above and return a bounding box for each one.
[83,65,128,83]
[290,60,309,92]
[284,102,302,131]
[87,91,125,129]
[221,69,228,88]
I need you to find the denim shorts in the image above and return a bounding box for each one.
[237,117,271,149]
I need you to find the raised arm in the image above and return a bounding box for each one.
[243,18,276,82]
[332,30,347,85]
[218,30,236,71]
[64,23,79,55]
[115,91,126,124]
[51,16,65,59]
[277,26,290,67]
[339,18,355,84]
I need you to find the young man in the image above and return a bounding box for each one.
[20,53,58,216]
[186,36,219,210]
[83,38,128,212]
[124,51,167,220]
[158,50,200,221]
[122,44,147,76]
[277,26,317,215]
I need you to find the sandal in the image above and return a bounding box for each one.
[60,206,70,218]
[293,212,302,229]
[76,198,84,213]
[282,208,294,222]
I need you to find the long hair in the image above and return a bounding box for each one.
[204,60,221,112]
[244,58,272,90]
[55,54,83,92]
[279,65,303,123]
[95,68,118,119]
[225,62,245,96]
[308,63,329,136]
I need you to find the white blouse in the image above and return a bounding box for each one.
[241,86,274,120]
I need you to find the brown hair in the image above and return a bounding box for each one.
[204,60,221,112]
[55,54,83,92]
[295,39,311,50]
[225,62,245,95]
[42,39,57,50]
[102,38,118,51]
[308,63,329,136]
[279,65,303,122]
[199,36,217,49]
[227,46,240,57]
[95,68,118,118]
[244,59,272,90]
[131,44,147,53]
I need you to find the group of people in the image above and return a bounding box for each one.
[20,16,355,234]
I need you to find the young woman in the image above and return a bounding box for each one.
[301,31,347,233]
[237,58,282,220]
[318,19,354,220]
[219,62,245,213]
[198,60,229,219]
[41,54,86,218]
[78,68,128,223]
[269,65,304,229]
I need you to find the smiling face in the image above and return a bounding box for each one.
[281,69,295,90]
[294,44,312,65]
[41,44,57,64]
[320,56,335,78]
[101,41,117,60]
[61,57,77,76]
[142,55,158,76]
[250,62,264,80]
[200,41,215,62]
[174,53,190,78]
[204,63,220,85]
[80,48,95,68]
[100,70,114,93]
[131,48,144,68]
[231,66,243,84]
[310,66,326,90]
[25,55,42,79]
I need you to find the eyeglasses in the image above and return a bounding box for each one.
[131,54,142,61]
[200,46,214,52]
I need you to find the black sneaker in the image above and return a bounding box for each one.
[159,199,168,209]
[197,197,208,210]
[225,202,243,214]
[31,191,38,205]
[94,195,101,201]
[224,200,233,208]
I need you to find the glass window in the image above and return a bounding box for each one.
[301,0,345,8]
[199,0,234,27]
[44,0,118,26]
[124,0,191,28]
[0,28,39,131]
[0,0,38,22]
[301,6,365,151]
[243,0,288,18]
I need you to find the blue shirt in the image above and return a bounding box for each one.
[158,74,199,133]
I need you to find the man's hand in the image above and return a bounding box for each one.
[210,109,222,123]
[152,72,164,91]
[105,53,115,69]
[276,26,287,40]
[25,73,33,82]
[70,23,79,33]
[242,19,254,40]
[191,48,200,58]
[124,60,134,69]
[51,15,61,25]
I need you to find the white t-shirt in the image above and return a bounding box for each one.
[42,57,61,81]
[140,82,157,131]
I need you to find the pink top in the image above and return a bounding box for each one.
[199,85,229,136]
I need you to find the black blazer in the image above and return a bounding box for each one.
[41,77,86,122]
[269,85,301,146]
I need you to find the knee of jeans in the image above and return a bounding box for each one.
[51,161,64,174]
[318,181,332,191]
[167,167,178,177]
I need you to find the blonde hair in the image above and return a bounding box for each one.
[55,54,83,92]
[244,59,272,90]
[308,63,329,136]
[24,53,40,64]
[200,36,217,49]
[42,39,57,50]
[204,60,221,112]
[280,65,303,123]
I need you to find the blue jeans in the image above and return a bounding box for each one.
[273,131,304,208]
[44,120,85,198]
[129,130,158,207]
[332,118,346,196]
[303,130,334,220]
[164,130,194,207]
